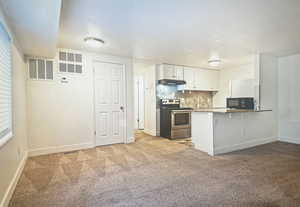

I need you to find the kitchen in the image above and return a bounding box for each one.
[135,54,277,155]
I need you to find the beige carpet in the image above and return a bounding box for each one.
[9,132,300,207]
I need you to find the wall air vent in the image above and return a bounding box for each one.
[28,58,54,80]
[58,50,83,74]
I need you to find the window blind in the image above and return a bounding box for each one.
[0,22,12,147]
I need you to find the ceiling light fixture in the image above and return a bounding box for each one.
[84,37,105,48]
[208,59,221,67]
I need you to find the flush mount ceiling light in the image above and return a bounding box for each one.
[84,37,105,48]
[208,59,221,67]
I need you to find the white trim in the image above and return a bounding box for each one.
[279,136,300,145]
[0,151,27,207]
[0,132,12,149]
[214,136,278,155]
[126,136,135,144]
[143,129,156,136]
[28,142,94,157]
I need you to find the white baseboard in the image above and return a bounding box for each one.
[194,143,214,156]
[28,142,94,157]
[143,129,157,137]
[126,136,135,143]
[0,151,28,207]
[214,136,278,155]
[279,136,300,144]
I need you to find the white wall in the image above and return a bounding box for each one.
[259,54,278,110]
[278,54,300,144]
[27,50,134,156]
[0,7,28,206]
[213,63,255,107]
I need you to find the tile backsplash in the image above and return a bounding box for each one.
[156,85,213,109]
[176,91,213,109]
[156,84,177,99]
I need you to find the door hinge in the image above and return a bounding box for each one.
[94,131,96,135]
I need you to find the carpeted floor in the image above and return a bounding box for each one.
[9,132,300,207]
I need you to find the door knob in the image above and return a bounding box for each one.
[120,106,124,111]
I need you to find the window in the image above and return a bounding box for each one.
[28,58,54,80]
[58,51,83,74]
[0,22,12,147]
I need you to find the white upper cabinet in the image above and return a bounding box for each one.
[180,67,219,91]
[158,63,219,91]
[174,65,184,80]
[182,67,196,90]
[160,64,174,79]
[203,69,219,91]
[158,64,184,80]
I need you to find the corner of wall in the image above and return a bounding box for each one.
[0,151,28,207]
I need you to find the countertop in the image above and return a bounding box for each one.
[192,108,272,113]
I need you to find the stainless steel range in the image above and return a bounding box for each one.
[160,99,192,139]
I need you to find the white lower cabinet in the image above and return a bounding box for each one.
[180,67,219,91]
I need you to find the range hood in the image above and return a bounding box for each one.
[158,79,186,85]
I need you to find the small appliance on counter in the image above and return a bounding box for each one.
[226,97,255,110]
[160,99,192,139]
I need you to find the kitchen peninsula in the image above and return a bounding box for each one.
[191,109,276,156]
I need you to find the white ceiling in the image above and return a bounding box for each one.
[2,0,300,68]
[58,0,300,68]
[0,0,61,57]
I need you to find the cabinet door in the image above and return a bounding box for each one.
[206,70,219,90]
[201,70,219,91]
[194,69,219,91]
[183,67,195,90]
[194,69,209,90]
[162,64,175,79]
[174,65,184,80]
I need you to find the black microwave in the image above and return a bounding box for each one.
[226,97,254,110]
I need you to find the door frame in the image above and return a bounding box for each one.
[134,76,145,130]
[93,59,127,146]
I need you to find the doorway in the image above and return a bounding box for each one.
[94,61,126,146]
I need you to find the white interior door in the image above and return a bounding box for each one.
[94,61,126,146]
